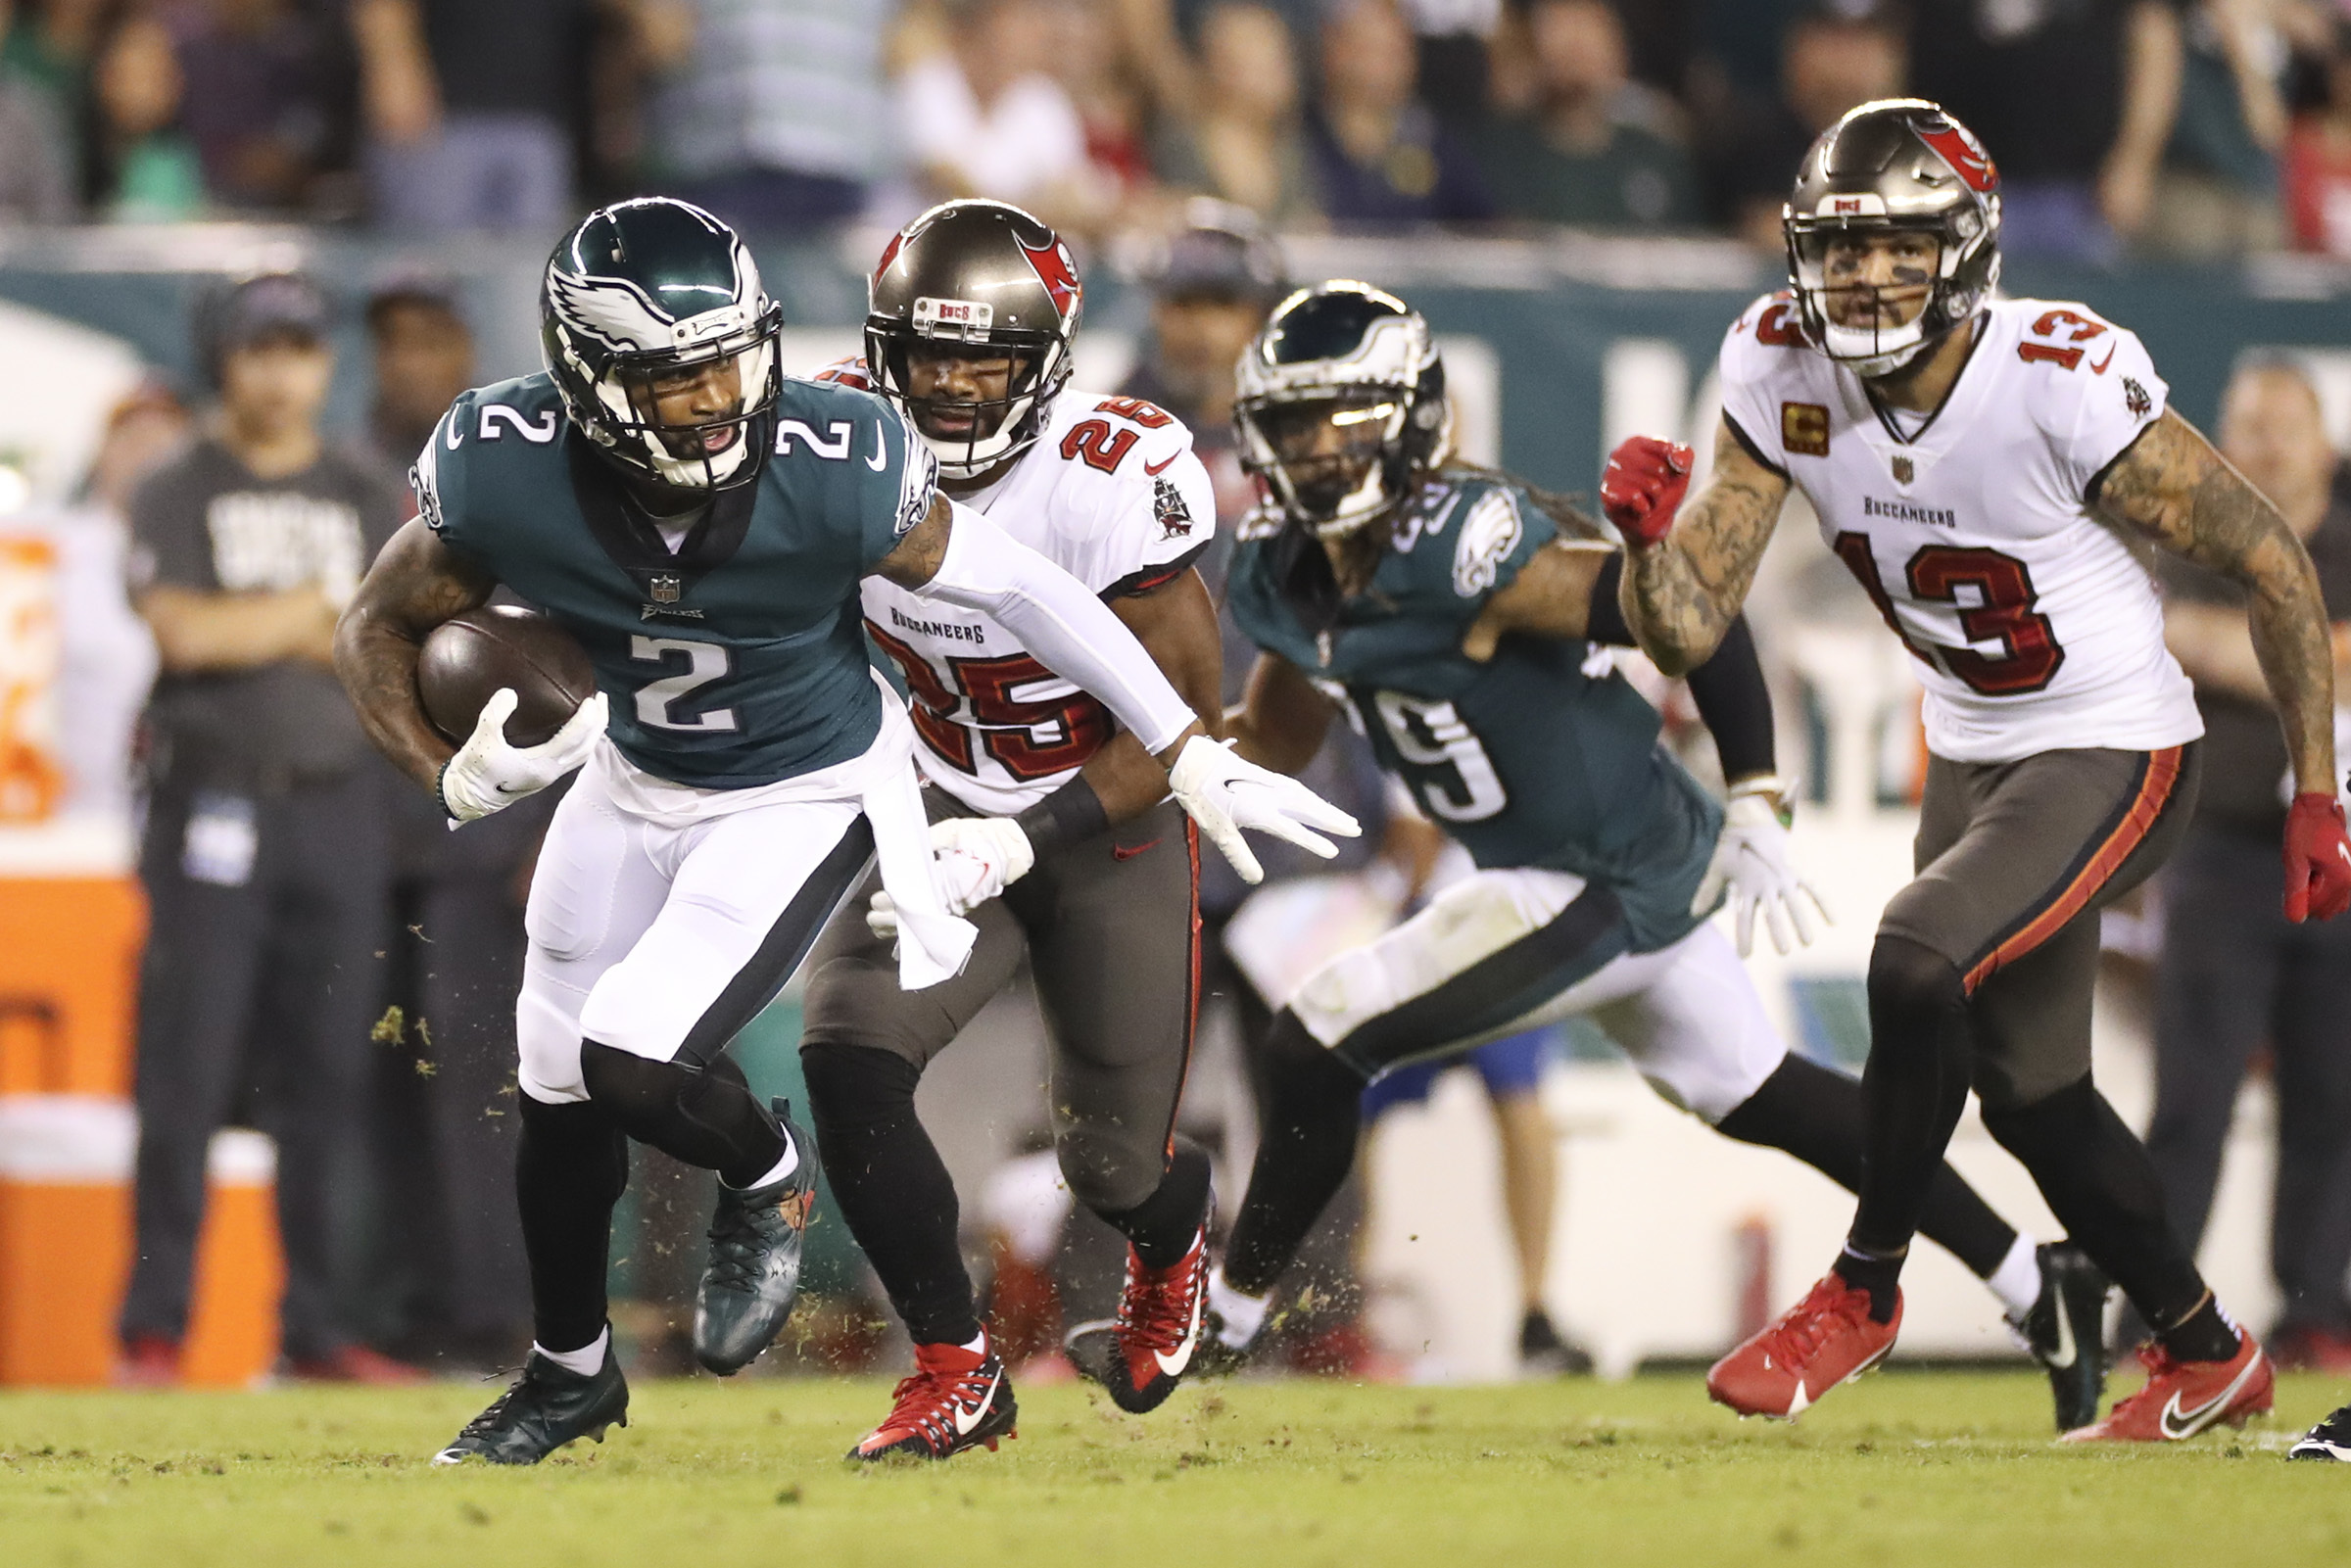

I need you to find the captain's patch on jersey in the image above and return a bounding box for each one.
[1782,402,1830,457]
[1452,488,1523,597]
[1153,475,1194,540]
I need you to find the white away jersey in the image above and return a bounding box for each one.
[829,363,1217,813]
[1717,293,2203,763]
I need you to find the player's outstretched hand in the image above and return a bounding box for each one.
[928,815,1036,916]
[1693,783,1831,957]
[438,688,606,824]
[1170,735,1362,885]
[2283,791,2351,923]
[1600,435,1694,548]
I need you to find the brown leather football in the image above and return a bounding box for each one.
[416,606,597,748]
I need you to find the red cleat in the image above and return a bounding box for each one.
[114,1334,181,1389]
[1707,1273,1900,1419]
[286,1345,426,1385]
[2061,1329,2272,1443]
[849,1334,1018,1461]
[1065,1225,1210,1414]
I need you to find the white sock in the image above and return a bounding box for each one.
[1989,1234,2042,1320]
[727,1126,799,1192]
[534,1326,609,1378]
[1207,1267,1270,1349]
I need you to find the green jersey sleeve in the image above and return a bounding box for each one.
[772,378,938,576]
[1412,474,1556,618]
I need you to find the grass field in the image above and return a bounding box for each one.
[6,1370,2351,1566]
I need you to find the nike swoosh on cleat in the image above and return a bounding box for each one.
[2044,1294,2078,1370]
[2158,1354,2264,1440]
[1154,1292,1206,1378]
[1786,1381,1810,1419]
[952,1367,1002,1436]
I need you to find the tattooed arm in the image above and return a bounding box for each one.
[2094,407,2337,793]
[1614,416,1793,676]
[333,516,498,792]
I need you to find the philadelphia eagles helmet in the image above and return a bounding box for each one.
[1234,281,1450,539]
[541,197,784,491]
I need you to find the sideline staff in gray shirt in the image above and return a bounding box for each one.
[117,272,412,1386]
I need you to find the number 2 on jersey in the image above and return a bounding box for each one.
[631,636,740,733]
[1831,535,2065,695]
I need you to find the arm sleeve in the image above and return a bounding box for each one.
[2040,317,2168,501]
[1093,444,1217,598]
[1584,552,1775,778]
[923,499,1200,754]
[1448,484,1554,608]
[850,394,941,573]
[1716,295,1797,479]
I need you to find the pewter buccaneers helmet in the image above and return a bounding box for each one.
[1234,280,1450,539]
[865,200,1082,480]
[541,197,785,491]
[1784,98,2002,377]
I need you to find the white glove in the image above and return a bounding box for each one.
[867,815,1035,936]
[929,815,1035,915]
[437,688,607,825]
[1693,782,1831,957]
[1169,735,1363,884]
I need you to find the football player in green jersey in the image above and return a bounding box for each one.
[1193,282,2110,1431]
[333,198,1356,1464]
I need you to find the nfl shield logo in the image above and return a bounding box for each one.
[649,573,682,604]
[1892,455,1913,485]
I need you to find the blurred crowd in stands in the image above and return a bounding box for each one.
[2,0,2351,261]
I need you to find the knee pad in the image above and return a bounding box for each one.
[1869,934,1966,1025]
[1056,1126,1158,1216]
[800,1039,924,1134]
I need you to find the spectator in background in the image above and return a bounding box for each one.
[2147,356,2351,1371]
[89,4,205,221]
[349,0,591,234]
[1910,0,2182,263]
[895,0,1097,223]
[117,273,410,1387]
[2283,12,2351,254]
[2142,0,2289,257]
[1153,2,1319,224]
[168,0,357,216]
[2,0,101,202]
[642,0,890,231]
[354,277,544,1372]
[1308,0,1495,225]
[1473,0,1704,229]
[1047,0,1162,226]
[1707,0,1906,251]
[0,0,70,218]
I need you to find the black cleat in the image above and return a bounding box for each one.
[695,1100,817,1376]
[1188,1307,1255,1379]
[434,1343,629,1465]
[2291,1404,2351,1461]
[1518,1307,1595,1377]
[2016,1241,2110,1432]
[1065,1224,1211,1414]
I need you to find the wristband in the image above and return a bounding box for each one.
[1727,773,1794,828]
[1013,775,1110,860]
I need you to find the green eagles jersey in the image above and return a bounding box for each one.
[414,372,935,788]
[1226,468,1721,952]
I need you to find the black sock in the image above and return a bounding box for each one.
[515,1093,629,1354]
[1223,1010,1368,1298]
[1981,1074,2208,1332]
[578,1041,783,1188]
[1095,1138,1212,1270]
[1834,1244,1905,1324]
[2155,1294,2240,1362]
[1850,936,1976,1257]
[799,1040,979,1348]
[1715,1055,2019,1279]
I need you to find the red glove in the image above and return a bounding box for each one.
[1600,436,1694,548]
[2283,791,2351,923]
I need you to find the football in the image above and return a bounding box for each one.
[415,605,597,748]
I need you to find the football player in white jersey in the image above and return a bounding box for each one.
[1605,99,2351,1441]
[792,201,1339,1459]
